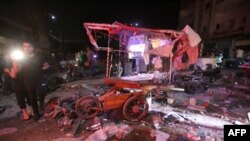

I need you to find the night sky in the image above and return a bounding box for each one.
[45,0,181,41]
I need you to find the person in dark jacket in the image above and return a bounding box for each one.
[1,55,12,95]
[4,56,30,120]
[21,40,49,121]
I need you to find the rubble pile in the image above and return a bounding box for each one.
[39,76,250,140]
[1,76,249,141]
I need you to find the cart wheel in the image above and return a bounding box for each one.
[123,96,149,121]
[75,96,100,119]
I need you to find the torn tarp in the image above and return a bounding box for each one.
[173,29,200,70]
[148,44,174,57]
[183,25,201,47]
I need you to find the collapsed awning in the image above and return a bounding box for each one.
[83,22,202,71]
[147,44,174,57]
[83,22,182,50]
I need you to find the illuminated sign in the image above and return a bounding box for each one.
[128,44,145,58]
[127,35,146,59]
[150,38,171,48]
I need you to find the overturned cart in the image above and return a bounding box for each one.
[75,78,155,121]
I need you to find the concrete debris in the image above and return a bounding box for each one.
[164,112,185,122]
[167,98,175,105]
[179,112,232,128]
[164,114,179,123]
[142,114,165,129]
[230,108,250,118]
[86,123,133,141]
[189,98,196,106]
[186,133,201,141]
[234,120,249,125]
[151,114,164,124]
[85,117,102,131]
[57,117,73,129]
[224,99,232,104]
[204,136,216,141]
[151,130,170,141]
[187,105,206,112]
[221,107,229,115]
[151,103,233,128]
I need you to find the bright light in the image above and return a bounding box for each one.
[51,15,56,20]
[129,44,145,52]
[10,49,24,60]
[93,54,97,58]
[135,23,139,26]
[128,44,145,58]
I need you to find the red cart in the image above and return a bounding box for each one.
[75,78,154,121]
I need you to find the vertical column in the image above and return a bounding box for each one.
[208,0,216,38]
[106,33,110,78]
[169,54,173,84]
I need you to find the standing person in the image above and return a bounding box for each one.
[79,50,86,72]
[85,47,94,76]
[75,52,80,66]
[1,55,12,95]
[79,50,86,67]
[4,53,30,120]
[236,48,245,65]
[21,40,49,121]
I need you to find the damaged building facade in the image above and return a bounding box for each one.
[0,0,49,56]
[179,0,250,58]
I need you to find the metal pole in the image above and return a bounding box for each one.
[109,52,113,77]
[169,56,172,84]
[106,33,111,78]
[119,43,121,63]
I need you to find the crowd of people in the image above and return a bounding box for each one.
[2,40,49,121]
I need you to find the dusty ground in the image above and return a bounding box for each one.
[0,117,63,141]
[0,79,104,141]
